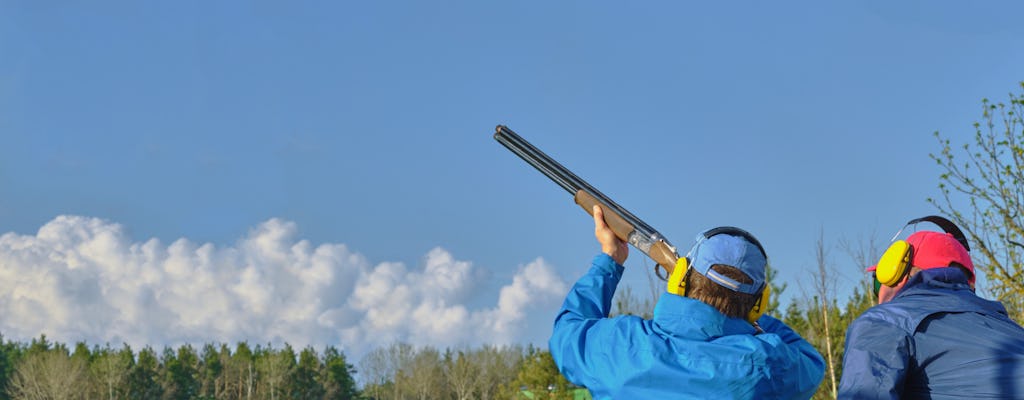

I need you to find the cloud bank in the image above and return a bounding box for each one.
[0,216,568,360]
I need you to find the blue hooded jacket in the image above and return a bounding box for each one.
[550,254,825,399]
[838,267,1024,399]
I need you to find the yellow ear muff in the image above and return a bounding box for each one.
[747,285,771,324]
[876,240,912,286]
[670,257,771,324]
[666,257,689,296]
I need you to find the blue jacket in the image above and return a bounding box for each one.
[550,254,825,399]
[838,267,1024,399]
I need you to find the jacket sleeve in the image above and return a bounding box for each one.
[548,254,628,388]
[759,315,826,399]
[837,314,911,400]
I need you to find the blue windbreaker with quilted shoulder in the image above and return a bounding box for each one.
[550,254,825,399]
[838,267,1024,399]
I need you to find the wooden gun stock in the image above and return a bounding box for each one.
[574,190,678,275]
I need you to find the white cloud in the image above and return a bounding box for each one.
[0,216,569,361]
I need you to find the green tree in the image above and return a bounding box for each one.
[197,344,223,399]
[126,347,163,400]
[288,346,324,400]
[781,301,808,334]
[506,348,575,400]
[224,342,256,399]
[0,335,25,400]
[321,346,358,400]
[842,285,875,329]
[255,344,293,400]
[162,345,200,400]
[765,262,788,319]
[930,81,1024,322]
[24,335,50,358]
[70,342,92,366]
[781,293,845,400]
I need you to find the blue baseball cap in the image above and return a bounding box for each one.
[689,231,767,295]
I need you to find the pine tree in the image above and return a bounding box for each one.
[322,346,358,400]
[162,345,200,400]
[126,347,163,400]
[197,343,223,399]
[506,348,576,400]
[288,346,324,399]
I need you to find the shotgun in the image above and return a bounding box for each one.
[493,125,679,278]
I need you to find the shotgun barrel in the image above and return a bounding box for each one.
[493,125,679,277]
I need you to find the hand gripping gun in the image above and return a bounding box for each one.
[493,125,680,278]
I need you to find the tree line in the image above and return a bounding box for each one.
[0,335,358,400]
[0,335,587,400]
[358,343,586,400]
[0,265,871,400]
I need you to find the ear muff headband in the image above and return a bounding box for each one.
[702,226,767,259]
[907,215,970,251]
[875,215,969,288]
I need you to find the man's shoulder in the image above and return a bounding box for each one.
[848,302,918,334]
[851,290,991,335]
[854,301,904,320]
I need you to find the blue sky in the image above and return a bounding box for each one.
[2,1,1023,361]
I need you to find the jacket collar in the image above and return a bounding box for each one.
[895,266,972,298]
[878,267,1009,332]
[652,293,756,339]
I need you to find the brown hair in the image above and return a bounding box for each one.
[685,264,759,318]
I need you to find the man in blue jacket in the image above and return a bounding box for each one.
[838,228,1024,399]
[549,206,825,399]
